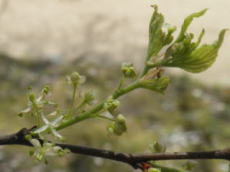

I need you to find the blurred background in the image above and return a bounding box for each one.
[0,0,229,172]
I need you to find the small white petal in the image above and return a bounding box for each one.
[33,125,49,134]
[30,139,42,148]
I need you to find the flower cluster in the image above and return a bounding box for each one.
[103,96,120,114]
[107,114,127,136]
[29,139,69,162]
[121,63,137,78]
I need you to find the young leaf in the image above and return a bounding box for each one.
[176,9,208,42]
[146,5,175,61]
[162,29,228,73]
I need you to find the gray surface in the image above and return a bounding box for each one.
[0,0,229,85]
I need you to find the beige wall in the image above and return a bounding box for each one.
[0,0,229,85]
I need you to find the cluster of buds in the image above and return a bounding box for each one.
[82,92,95,105]
[107,114,127,136]
[67,72,85,88]
[103,96,120,114]
[121,63,137,78]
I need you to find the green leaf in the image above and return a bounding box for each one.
[146,5,176,61]
[139,76,170,93]
[176,9,208,42]
[162,29,228,73]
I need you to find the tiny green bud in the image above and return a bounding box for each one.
[149,141,166,153]
[104,97,120,113]
[84,92,95,105]
[168,25,177,33]
[117,114,126,123]
[68,72,85,87]
[107,114,127,136]
[70,72,81,83]
[29,93,36,103]
[42,86,50,95]
[121,63,137,78]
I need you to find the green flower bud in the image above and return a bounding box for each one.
[104,97,120,113]
[149,141,166,153]
[107,114,127,136]
[28,93,36,103]
[121,63,137,78]
[42,86,50,95]
[84,92,95,105]
[117,114,126,123]
[68,72,85,87]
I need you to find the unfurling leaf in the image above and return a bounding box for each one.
[162,29,228,73]
[146,5,176,61]
[176,9,207,42]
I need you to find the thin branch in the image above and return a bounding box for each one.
[0,128,229,170]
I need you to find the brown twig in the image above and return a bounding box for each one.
[0,128,229,169]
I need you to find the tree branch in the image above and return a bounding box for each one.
[0,128,229,170]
